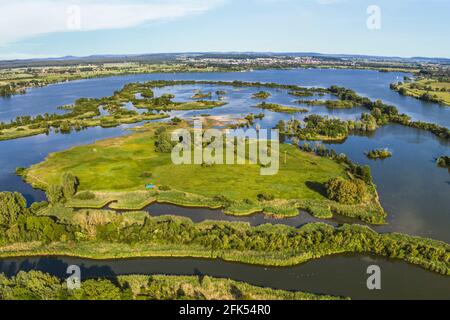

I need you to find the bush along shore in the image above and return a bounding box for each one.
[0,272,342,300]
[0,191,448,275]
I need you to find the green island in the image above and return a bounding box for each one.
[0,271,340,300]
[252,91,271,99]
[0,192,448,276]
[191,91,213,100]
[276,114,378,142]
[366,149,393,160]
[21,120,386,224]
[254,102,308,114]
[391,77,450,106]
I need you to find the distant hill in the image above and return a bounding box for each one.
[1,52,449,68]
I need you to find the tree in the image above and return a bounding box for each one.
[155,132,174,153]
[326,177,367,205]
[0,192,28,226]
[61,173,79,199]
[46,185,63,204]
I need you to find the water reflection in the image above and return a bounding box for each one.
[1,255,448,300]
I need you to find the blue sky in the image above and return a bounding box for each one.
[0,0,449,60]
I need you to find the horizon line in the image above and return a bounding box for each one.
[1,51,450,64]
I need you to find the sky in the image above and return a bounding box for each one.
[0,0,449,60]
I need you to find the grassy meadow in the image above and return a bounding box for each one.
[396,79,450,106]
[25,125,345,198]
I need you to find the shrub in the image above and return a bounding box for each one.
[30,201,49,213]
[257,193,275,202]
[213,195,231,207]
[155,132,174,153]
[75,191,96,201]
[159,185,171,191]
[140,172,153,178]
[326,177,367,205]
[46,185,64,204]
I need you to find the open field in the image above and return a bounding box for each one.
[392,79,450,106]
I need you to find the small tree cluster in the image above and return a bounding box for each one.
[46,173,79,205]
[326,177,367,205]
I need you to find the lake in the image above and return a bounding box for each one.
[0,68,449,299]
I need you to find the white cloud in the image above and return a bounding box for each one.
[0,0,223,46]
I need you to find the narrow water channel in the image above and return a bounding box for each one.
[0,255,448,300]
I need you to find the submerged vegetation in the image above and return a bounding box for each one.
[276,113,378,141]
